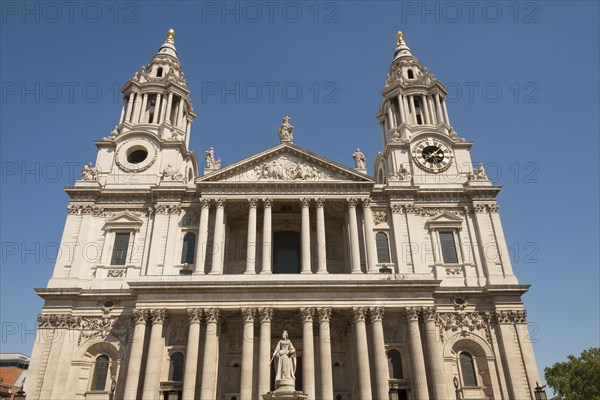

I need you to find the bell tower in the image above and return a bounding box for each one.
[89,29,198,187]
[374,32,481,188]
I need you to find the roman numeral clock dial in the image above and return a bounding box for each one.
[412,139,454,173]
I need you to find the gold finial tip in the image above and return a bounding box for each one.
[396,31,404,45]
[166,29,175,44]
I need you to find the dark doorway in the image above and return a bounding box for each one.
[273,231,301,274]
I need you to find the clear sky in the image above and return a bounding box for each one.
[1,0,598,385]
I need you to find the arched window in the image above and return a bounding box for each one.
[407,69,414,79]
[169,352,184,381]
[181,232,197,264]
[387,349,404,379]
[376,232,391,263]
[459,351,478,387]
[91,355,110,391]
[156,67,163,77]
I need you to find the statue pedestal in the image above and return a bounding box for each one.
[261,390,308,400]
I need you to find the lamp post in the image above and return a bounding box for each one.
[534,382,548,400]
[453,376,462,400]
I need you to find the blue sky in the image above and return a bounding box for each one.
[1,0,598,384]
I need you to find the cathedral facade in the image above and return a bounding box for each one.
[24,30,541,400]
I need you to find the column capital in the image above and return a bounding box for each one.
[347,197,358,207]
[362,198,372,207]
[248,198,258,208]
[149,308,167,324]
[369,306,384,323]
[403,306,420,322]
[263,198,273,208]
[315,197,325,207]
[421,306,438,322]
[300,197,311,207]
[204,308,221,323]
[187,308,203,323]
[199,198,210,209]
[300,307,315,322]
[351,307,368,323]
[215,198,225,208]
[317,307,332,322]
[241,307,256,322]
[132,309,148,325]
[257,307,273,323]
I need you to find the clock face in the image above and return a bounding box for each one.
[412,139,453,173]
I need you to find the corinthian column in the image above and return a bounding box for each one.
[261,199,273,274]
[315,198,328,274]
[240,308,256,400]
[209,199,225,274]
[182,309,202,400]
[369,307,389,400]
[301,308,316,400]
[141,309,167,400]
[245,199,258,274]
[194,198,210,274]
[352,307,372,400]
[423,307,449,399]
[317,307,334,400]
[300,197,312,273]
[362,199,378,273]
[257,307,273,396]
[123,309,148,400]
[404,307,429,400]
[347,199,362,273]
[200,308,221,400]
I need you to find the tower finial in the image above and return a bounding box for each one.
[396,31,404,46]
[166,29,175,44]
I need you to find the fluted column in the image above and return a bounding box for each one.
[240,308,256,400]
[245,199,258,274]
[301,308,316,400]
[397,94,405,124]
[369,307,389,400]
[442,97,450,126]
[317,307,334,400]
[138,93,148,123]
[408,95,416,125]
[258,308,273,396]
[362,199,378,273]
[422,94,431,124]
[315,198,328,274]
[123,309,148,400]
[194,199,210,274]
[352,307,372,400]
[182,309,202,400]
[125,93,135,122]
[209,199,225,274]
[423,307,449,399]
[301,197,312,273]
[434,92,444,124]
[404,307,429,400]
[347,199,362,273]
[177,97,185,128]
[141,309,167,400]
[164,92,174,123]
[261,199,273,274]
[200,308,221,400]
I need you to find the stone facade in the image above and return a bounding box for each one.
[24,30,541,400]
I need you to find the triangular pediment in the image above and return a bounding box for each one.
[199,144,373,184]
[426,212,463,228]
[104,212,144,230]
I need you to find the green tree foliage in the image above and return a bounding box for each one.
[544,347,600,400]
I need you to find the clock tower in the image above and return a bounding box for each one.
[374,32,478,188]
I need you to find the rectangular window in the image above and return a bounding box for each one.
[439,231,459,263]
[110,232,130,265]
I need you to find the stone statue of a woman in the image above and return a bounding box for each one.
[272,330,297,390]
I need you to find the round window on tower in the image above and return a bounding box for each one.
[127,148,148,164]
